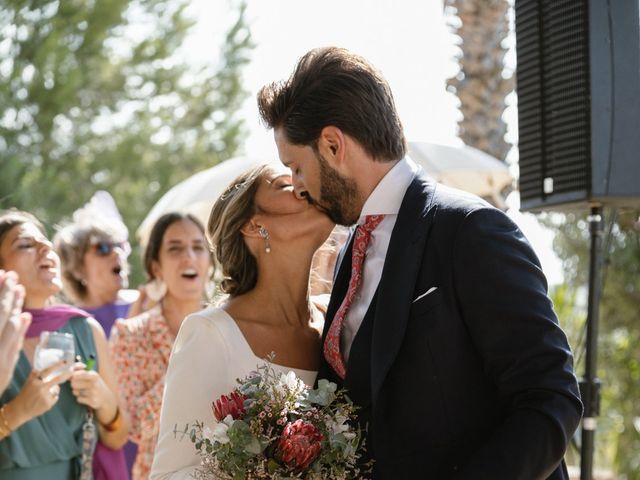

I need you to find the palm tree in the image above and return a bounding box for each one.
[444,0,513,162]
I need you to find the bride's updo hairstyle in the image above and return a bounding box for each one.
[208,164,275,297]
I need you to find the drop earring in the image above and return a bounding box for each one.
[146,278,167,302]
[259,226,271,253]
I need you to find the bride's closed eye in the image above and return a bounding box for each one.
[273,177,293,189]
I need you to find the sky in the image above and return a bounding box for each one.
[179,0,562,285]
[184,0,461,156]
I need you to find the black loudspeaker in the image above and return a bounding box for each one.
[515,0,640,212]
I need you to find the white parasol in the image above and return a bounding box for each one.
[137,143,513,245]
[408,142,513,208]
[136,157,280,246]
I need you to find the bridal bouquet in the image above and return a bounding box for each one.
[186,361,371,479]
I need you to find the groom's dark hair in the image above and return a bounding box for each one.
[257,46,406,163]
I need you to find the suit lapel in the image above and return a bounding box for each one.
[371,174,438,404]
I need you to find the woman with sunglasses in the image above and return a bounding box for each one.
[55,217,138,338]
[109,212,212,480]
[55,213,139,479]
[0,209,129,479]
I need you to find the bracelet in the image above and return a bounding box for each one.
[99,406,122,432]
[0,404,12,437]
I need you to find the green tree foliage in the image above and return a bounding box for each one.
[0,0,253,248]
[545,210,640,479]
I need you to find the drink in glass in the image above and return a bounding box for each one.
[33,331,75,380]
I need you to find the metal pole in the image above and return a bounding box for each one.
[580,206,604,480]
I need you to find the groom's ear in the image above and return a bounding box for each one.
[317,126,346,169]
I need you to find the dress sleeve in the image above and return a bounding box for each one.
[149,311,230,480]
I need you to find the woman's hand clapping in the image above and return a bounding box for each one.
[0,270,32,393]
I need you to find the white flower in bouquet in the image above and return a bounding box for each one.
[209,415,233,445]
[276,370,306,398]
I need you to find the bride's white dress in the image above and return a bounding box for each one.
[150,306,318,480]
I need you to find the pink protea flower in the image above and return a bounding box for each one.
[212,391,246,421]
[276,419,323,472]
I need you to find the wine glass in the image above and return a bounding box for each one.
[33,331,75,380]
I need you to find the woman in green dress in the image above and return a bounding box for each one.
[0,210,129,479]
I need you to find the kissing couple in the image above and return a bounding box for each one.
[151,47,582,479]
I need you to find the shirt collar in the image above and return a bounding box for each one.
[358,156,419,223]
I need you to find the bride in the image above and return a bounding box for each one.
[150,164,335,479]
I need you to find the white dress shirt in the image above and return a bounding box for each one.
[340,157,419,362]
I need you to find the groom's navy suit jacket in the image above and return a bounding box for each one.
[318,172,583,479]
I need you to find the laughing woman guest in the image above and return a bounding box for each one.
[0,210,128,479]
[54,195,138,338]
[55,211,138,480]
[109,213,212,480]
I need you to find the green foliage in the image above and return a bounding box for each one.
[544,210,640,479]
[0,0,254,283]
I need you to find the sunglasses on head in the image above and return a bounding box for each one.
[91,241,129,256]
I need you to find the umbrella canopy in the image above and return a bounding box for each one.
[137,143,513,246]
[408,142,513,208]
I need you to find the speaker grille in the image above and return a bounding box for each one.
[516,0,591,204]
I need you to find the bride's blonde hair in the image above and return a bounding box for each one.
[208,164,274,296]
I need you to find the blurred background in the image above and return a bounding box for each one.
[0,1,638,477]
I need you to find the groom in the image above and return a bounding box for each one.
[258,47,582,479]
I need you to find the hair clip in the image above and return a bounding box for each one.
[220,181,250,200]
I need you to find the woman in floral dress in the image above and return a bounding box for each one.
[109,212,211,479]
